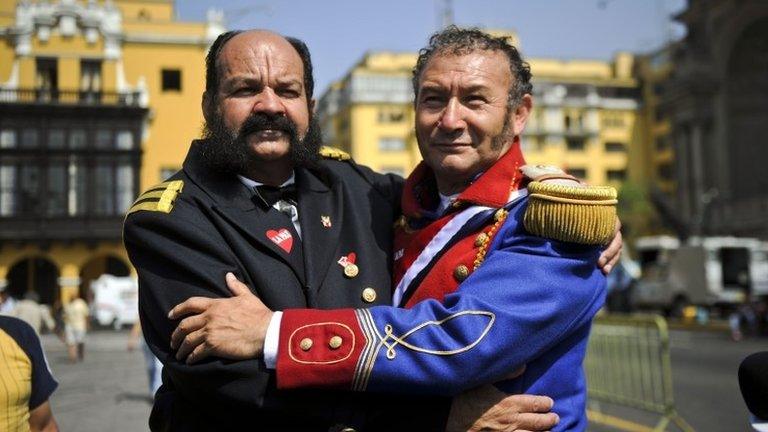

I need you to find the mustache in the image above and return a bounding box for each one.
[238,112,297,139]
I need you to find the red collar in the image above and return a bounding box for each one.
[402,138,527,218]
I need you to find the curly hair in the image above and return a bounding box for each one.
[412,26,533,108]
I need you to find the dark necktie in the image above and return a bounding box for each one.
[254,184,298,208]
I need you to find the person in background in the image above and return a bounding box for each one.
[128,320,163,399]
[0,284,17,315]
[0,315,59,431]
[63,295,89,363]
[10,292,56,335]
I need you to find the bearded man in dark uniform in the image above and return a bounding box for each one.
[124,30,569,431]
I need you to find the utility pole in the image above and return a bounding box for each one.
[438,0,454,29]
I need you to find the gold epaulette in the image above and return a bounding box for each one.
[523,181,617,245]
[319,146,351,161]
[126,180,184,217]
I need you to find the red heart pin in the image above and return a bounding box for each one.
[266,228,293,253]
[338,252,357,267]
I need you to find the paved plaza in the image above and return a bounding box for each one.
[40,326,759,432]
[43,329,152,432]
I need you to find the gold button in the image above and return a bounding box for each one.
[494,209,507,221]
[454,264,469,282]
[329,335,343,349]
[362,287,377,303]
[343,263,359,278]
[474,232,489,247]
[299,338,313,351]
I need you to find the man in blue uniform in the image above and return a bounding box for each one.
[125,29,565,431]
[169,27,617,431]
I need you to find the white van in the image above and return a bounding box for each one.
[91,274,139,330]
[633,236,768,315]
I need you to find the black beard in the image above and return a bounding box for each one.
[199,111,322,177]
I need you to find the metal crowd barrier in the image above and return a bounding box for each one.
[585,314,694,432]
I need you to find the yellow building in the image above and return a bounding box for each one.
[0,0,223,307]
[634,47,675,195]
[318,31,644,190]
[318,51,421,177]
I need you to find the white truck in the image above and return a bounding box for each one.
[633,236,768,316]
[90,274,139,330]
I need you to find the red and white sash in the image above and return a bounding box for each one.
[392,188,528,306]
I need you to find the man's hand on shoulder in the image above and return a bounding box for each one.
[169,273,272,364]
[598,218,623,275]
[446,384,558,432]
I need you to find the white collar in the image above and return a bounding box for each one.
[238,172,295,189]
[436,192,459,216]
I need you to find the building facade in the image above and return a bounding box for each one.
[661,0,768,238]
[318,32,643,189]
[0,0,223,306]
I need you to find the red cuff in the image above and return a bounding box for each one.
[276,308,365,390]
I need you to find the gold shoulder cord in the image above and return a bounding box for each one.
[524,181,617,245]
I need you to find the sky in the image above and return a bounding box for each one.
[177,0,687,98]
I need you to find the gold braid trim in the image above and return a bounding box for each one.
[473,210,508,270]
[524,181,617,245]
[473,165,519,270]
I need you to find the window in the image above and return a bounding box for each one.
[655,136,671,151]
[658,163,673,181]
[160,167,179,181]
[566,138,585,151]
[602,115,625,129]
[161,69,182,92]
[36,58,58,101]
[116,130,134,150]
[20,129,39,149]
[0,130,16,149]
[0,165,15,216]
[568,168,587,179]
[69,129,87,149]
[380,166,405,177]
[48,129,66,149]
[378,137,406,152]
[604,142,626,153]
[378,108,405,123]
[94,163,114,215]
[607,169,627,182]
[116,164,134,213]
[95,129,112,149]
[18,166,41,214]
[68,156,87,216]
[80,60,102,102]
[46,164,67,216]
[95,156,136,215]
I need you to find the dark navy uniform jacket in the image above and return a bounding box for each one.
[123,141,448,431]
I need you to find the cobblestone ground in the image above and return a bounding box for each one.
[42,329,151,432]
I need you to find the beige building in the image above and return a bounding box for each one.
[0,0,223,306]
[318,32,644,191]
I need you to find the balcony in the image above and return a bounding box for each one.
[0,215,126,244]
[0,93,145,245]
[0,88,144,107]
